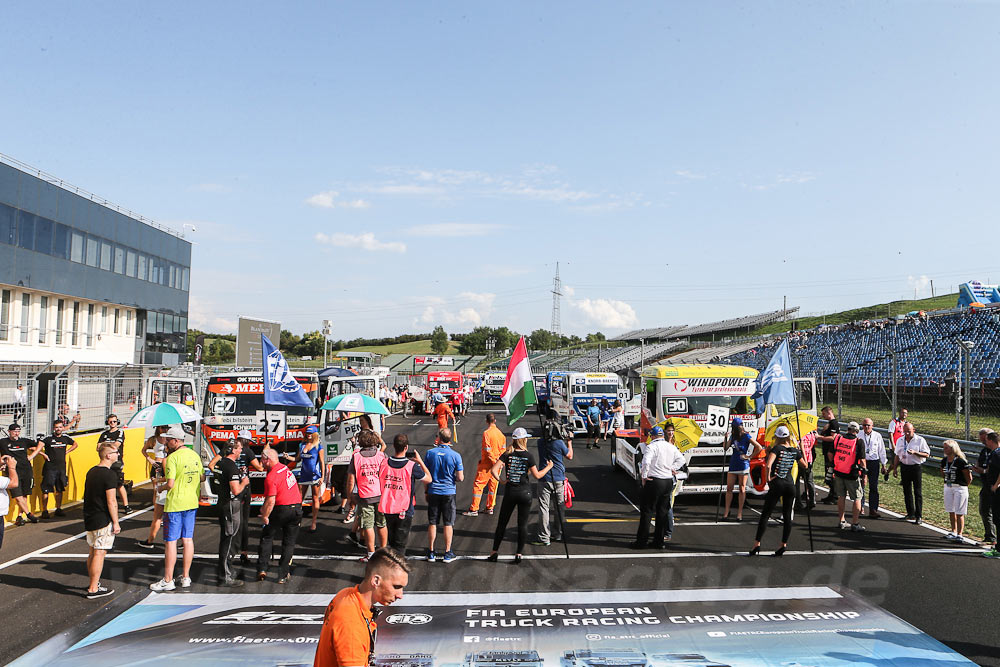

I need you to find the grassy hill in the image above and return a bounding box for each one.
[337,339,462,356]
[746,293,959,336]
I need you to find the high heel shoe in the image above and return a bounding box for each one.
[513,554,523,564]
[773,547,786,557]
[487,552,498,562]
[748,546,760,557]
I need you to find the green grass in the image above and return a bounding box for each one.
[834,403,986,441]
[337,339,461,356]
[817,457,988,542]
[746,293,960,337]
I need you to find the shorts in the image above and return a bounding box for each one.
[10,465,34,498]
[359,503,386,530]
[588,423,600,438]
[944,484,969,515]
[41,467,69,493]
[427,493,457,526]
[163,508,197,541]
[86,523,116,550]
[833,476,861,501]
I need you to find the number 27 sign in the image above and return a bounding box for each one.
[255,410,286,440]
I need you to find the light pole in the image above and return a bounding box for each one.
[958,339,976,440]
[322,320,332,368]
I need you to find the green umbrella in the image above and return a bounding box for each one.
[320,393,389,415]
[127,402,202,428]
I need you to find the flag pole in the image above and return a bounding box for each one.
[787,335,814,553]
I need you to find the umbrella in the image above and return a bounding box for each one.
[655,417,703,453]
[762,411,819,446]
[127,402,201,428]
[321,393,390,415]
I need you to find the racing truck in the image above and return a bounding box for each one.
[321,373,384,497]
[547,371,641,434]
[612,364,815,496]
[481,371,506,404]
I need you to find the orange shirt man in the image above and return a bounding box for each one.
[314,548,410,667]
[433,399,455,430]
[464,413,507,515]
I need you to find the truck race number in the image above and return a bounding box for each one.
[706,405,730,430]
[666,398,688,414]
[213,396,236,414]
[255,410,286,439]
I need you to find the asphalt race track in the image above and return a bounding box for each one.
[1,407,996,665]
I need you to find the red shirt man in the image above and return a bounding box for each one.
[257,448,303,583]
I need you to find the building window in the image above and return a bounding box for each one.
[34,218,52,255]
[16,211,35,250]
[71,232,84,263]
[114,308,120,334]
[87,304,95,346]
[0,289,10,341]
[55,299,64,345]
[100,305,107,333]
[20,293,30,343]
[126,310,133,335]
[113,246,124,274]
[39,296,48,344]
[71,301,80,346]
[182,267,190,291]
[126,250,136,277]
[53,223,69,260]
[85,236,99,267]
[149,257,157,283]
[138,254,147,281]
[100,240,112,271]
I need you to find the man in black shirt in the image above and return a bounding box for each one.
[0,423,44,525]
[83,443,121,599]
[98,414,131,514]
[815,406,840,504]
[207,430,264,565]
[972,428,996,545]
[215,438,249,587]
[41,419,77,519]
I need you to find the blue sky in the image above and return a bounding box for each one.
[3,1,999,338]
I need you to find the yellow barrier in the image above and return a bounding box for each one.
[4,427,150,524]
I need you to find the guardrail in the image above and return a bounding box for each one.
[818,419,982,474]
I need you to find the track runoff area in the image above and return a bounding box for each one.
[2,406,994,666]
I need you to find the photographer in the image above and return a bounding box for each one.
[532,420,572,547]
[0,455,20,550]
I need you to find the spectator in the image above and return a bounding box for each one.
[0,423,43,525]
[139,425,170,549]
[313,548,410,667]
[611,399,625,432]
[463,413,506,517]
[983,432,1000,559]
[587,399,601,449]
[532,422,573,546]
[83,443,121,599]
[57,403,81,431]
[940,440,972,542]
[599,399,612,440]
[378,434,430,555]
[288,425,324,533]
[346,430,388,561]
[150,426,205,591]
[632,426,685,549]
[816,406,840,504]
[206,430,263,564]
[424,427,464,563]
[97,414,131,514]
[887,407,908,469]
[12,383,25,422]
[40,419,78,519]
[973,428,997,545]
[215,437,249,587]
[859,418,888,518]
[257,447,303,583]
[722,417,761,521]
[832,422,867,532]
[486,427,553,563]
[750,426,805,557]
[891,422,930,524]
[0,454,19,552]
[796,430,818,510]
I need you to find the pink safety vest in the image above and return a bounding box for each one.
[378,460,416,515]
[353,450,387,499]
[832,435,858,476]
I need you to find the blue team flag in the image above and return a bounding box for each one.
[261,334,313,407]
[751,339,796,412]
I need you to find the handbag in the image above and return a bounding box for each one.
[563,479,575,508]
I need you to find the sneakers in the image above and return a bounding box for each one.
[14,516,25,526]
[26,513,39,524]
[982,548,1000,559]
[343,508,356,523]
[462,510,479,517]
[54,508,66,517]
[219,579,244,588]
[41,510,50,520]
[122,506,133,515]
[944,532,956,540]
[486,508,494,515]
[839,521,850,531]
[851,523,867,532]
[529,540,550,547]
[442,551,457,563]
[86,585,115,599]
[150,578,176,592]
[427,550,436,563]
[179,576,191,588]
[277,575,292,584]
[137,539,156,550]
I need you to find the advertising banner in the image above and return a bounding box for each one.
[415,356,453,366]
[17,588,973,666]
[236,316,282,368]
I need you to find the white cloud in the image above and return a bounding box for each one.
[416,292,496,327]
[305,190,371,209]
[405,223,505,237]
[674,170,706,180]
[314,232,406,253]
[191,183,231,193]
[188,295,237,332]
[571,298,638,329]
[742,172,816,192]
[562,284,575,298]
[357,183,445,196]
[907,274,932,297]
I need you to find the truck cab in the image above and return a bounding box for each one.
[482,372,506,404]
[321,374,383,468]
[548,371,631,433]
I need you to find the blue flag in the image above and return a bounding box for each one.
[261,334,313,407]
[752,339,796,411]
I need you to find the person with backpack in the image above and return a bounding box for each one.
[346,430,388,561]
[378,434,431,554]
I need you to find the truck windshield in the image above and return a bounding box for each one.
[429,379,459,390]
[578,383,618,395]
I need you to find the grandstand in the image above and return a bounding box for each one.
[382,354,485,374]
[485,341,685,374]
[656,341,761,365]
[609,307,799,342]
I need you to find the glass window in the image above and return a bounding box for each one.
[113,246,124,274]
[17,211,35,250]
[19,293,30,342]
[55,299,64,345]
[169,264,176,289]
[160,263,168,286]
[34,217,52,255]
[100,240,112,271]
[71,301,80,345]
[126,250,136,277]
[87,303,95,346]
[149,257,157,283]
[0,203,15,245]
[182,267,190,291]
[126,310,133,335]
[101,305,108,333]
[85,236,99,267]
[114,308,120,334]
[71,232,85,263]
[155,311,164,334]
[0,289,10,340]
[138,254,147,281]
[39,295,48,344]
[53,223,69,260]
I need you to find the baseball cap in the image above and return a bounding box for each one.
[731,416,743,427]
[649,426,664,437]
[8,423,20,431]
[164,425,186,440]
[847,421,860,432]
[237,429,253,440]
[774,425,791,438]
[305,425,319,434]
[511,427,529,439]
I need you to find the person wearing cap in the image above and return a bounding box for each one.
[432,393,455,431]
[749,425,806,557]
[832,422,868,532]
[486,427,553,563]
[0,422,44,525]
[425,428,463,563]
[631,426,685,549]
[722,417,761,521]
[288,425,325,533]
[215,436,249,587]
[150,426,205,591]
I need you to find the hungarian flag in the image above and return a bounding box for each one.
[502,336,537,425]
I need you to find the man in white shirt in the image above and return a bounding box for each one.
[890,422,930,523]
[859,419,887,518]
[1,454,19,552]
[631,426,686,549]
[12,384,26,422]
